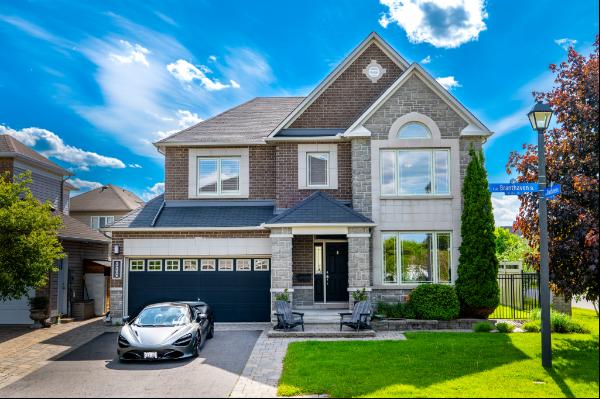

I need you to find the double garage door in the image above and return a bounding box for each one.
[127,258,271,322]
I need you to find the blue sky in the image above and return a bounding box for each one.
[1,0,598,224]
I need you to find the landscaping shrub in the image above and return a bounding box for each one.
[376,302,416,319]
[529,308,590,333]
[522,320,541,332]
[495,322,515,333]
[409,284,460,320]
[473,322,493,332]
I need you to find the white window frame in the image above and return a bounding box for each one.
[306,152,330,187]
[382,232,452,285]
[218,259,234,271]
[147,259,163,272]
[91,215,115,229]
[183,259,198,271]
[165,259,180,271]
[380,149,451,197]
[197,157,241,195]
[129,259,145,272]
[297,144,338,189]
[253,259,270,271]
[397,121,432,139]
[189,148,249,199]
[201,259,216,271]
[236,259,251,271]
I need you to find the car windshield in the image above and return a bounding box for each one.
[135,305,190,327]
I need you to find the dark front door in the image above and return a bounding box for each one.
[325,243,348,302]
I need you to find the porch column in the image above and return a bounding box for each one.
[347,227,371,308]
[270,227,294,317]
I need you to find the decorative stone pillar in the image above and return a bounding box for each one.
[552,293,572,316]
[347,227,372,309]
[109,233,125,324]
[351,138,372,218]
[270,227,294,320]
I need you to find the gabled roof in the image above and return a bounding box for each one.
[0,134,70,176]
[70,184,144,213]
[155,97,304,147]
[268,32,410,138]
[265,192,374,226]
[57,212,110,244]
[344,63,493,137]
[105,195,275,231]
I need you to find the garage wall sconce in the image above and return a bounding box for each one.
[113,244,120,255]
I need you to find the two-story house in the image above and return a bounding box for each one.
[104,33,492,323]
[0,134,110,324]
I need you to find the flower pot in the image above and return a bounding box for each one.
[29,309,50,328]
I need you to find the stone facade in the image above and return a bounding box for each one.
[351,138,372,218]
[290,43,404,129]
[275,142,352,209]
[270,228,294,312]
[347,227,371,306]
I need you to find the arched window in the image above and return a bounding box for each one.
[397,122,431,139]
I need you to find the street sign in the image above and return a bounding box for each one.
[489,183,539,194]
[544,184,561,198]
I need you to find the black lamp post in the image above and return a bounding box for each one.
[527,100,554,368]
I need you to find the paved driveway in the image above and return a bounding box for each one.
[0,329,261,398]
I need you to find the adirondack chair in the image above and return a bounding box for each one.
[274,300,305,331]
[339,300,372,332]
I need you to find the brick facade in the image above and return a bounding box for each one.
[290,43,404,128]
[249,146,276,200]
[275,142,352,209]
[292,235,313,286]
[164,147,189,200]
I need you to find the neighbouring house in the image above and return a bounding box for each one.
[102,33,492,323]
[0,134,111,324]
[70,184,144,231]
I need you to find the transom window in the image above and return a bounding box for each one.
[183,259,198,271]
[147,259,162,272]
[218,259,234,271]
[165,259,180,271]
[253,259,270,271]
[236,259,251,271]
[129,259,145,271]
[91,216,114,229]
[383,232,451,284]
[200,259,216,271]
[381,149,450,196]
[198,157,241,195]
[397,122,431,139]
[307,152,329,187]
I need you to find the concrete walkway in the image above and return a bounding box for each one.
[0,318,119,389]
[230,329,406,398]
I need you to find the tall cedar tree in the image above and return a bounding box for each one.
[0,171,64,300]
[507,37,599,303]
[455,148,500,318]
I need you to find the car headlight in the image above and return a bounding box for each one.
[172,333,193,346]
[118,335,130,348]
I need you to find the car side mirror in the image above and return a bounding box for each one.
[122,316,130,324]
[196,313,207,322]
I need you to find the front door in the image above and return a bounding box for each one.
[325,243,349,302]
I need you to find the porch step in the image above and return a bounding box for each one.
[296,302,349,310]
[268,328,376,339]
[57,317,75,324]
[297,309,347,324]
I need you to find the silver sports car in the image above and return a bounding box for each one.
[117,301,214,361]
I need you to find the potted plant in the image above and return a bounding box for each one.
[352,288,369,303]
[29,296,51,328]
[274,288,290,302]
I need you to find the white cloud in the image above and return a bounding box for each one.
[68,178,103,191]
[436,76,461,90]
[167,59,235,91]
[155,109,203,140]
[142,182,164,201]
[0,124,126,171]
[128,163,142,168]
[379,0,488,48]
[0,14,72,49]
[110,40,150,67]
[554,38,577,51]
[230,79,241,89]
[421,55,432,64]
[492,194,520,226]
[208,55,217,62]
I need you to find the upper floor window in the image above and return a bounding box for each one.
[381,149,450,196]
[91,216,114,230]
[397,122,432,139]
[307,152,329,187]
[198,157,240,195]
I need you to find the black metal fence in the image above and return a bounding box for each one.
[493,272,540,319]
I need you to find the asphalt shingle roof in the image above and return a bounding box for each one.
[267,192,373,224]
[70,184,144,212]
[0,134,69,175]
[155,97,304,145]
[109,195,276,229]
[58,212,110,243]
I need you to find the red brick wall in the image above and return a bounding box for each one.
[275,142,352,209]
[164,147,189,200]
[290,43,404,129]
[0,158,13,176]
[292,235,314,286]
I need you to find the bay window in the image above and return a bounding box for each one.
[381,149,450,196]
[382,232,452,284]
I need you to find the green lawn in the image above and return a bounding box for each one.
[278,309,599,398]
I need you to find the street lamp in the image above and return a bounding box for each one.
[528,100,553,368]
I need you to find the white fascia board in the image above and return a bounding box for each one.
[460,123,493,137]
[262,222,376,228]
[101,226,266,232]
[343,63,493,137]
[155,140,266,148]
[344,125,372,138]
[264,135,343,143]
[268,33,409,139]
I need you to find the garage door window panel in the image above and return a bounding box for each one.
[236,259,251,271]
[254,259,270,271]
[129,259,145,272]
[147,260,163,272]
[218,259,234,271]
[183,259,198,271]
[165,259,180,271]
[201,259,216,271]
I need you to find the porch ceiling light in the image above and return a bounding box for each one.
[528,101,553,131]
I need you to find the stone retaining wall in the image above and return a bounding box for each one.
[372,318,495,331]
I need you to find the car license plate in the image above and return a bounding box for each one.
[144,352,157,359]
